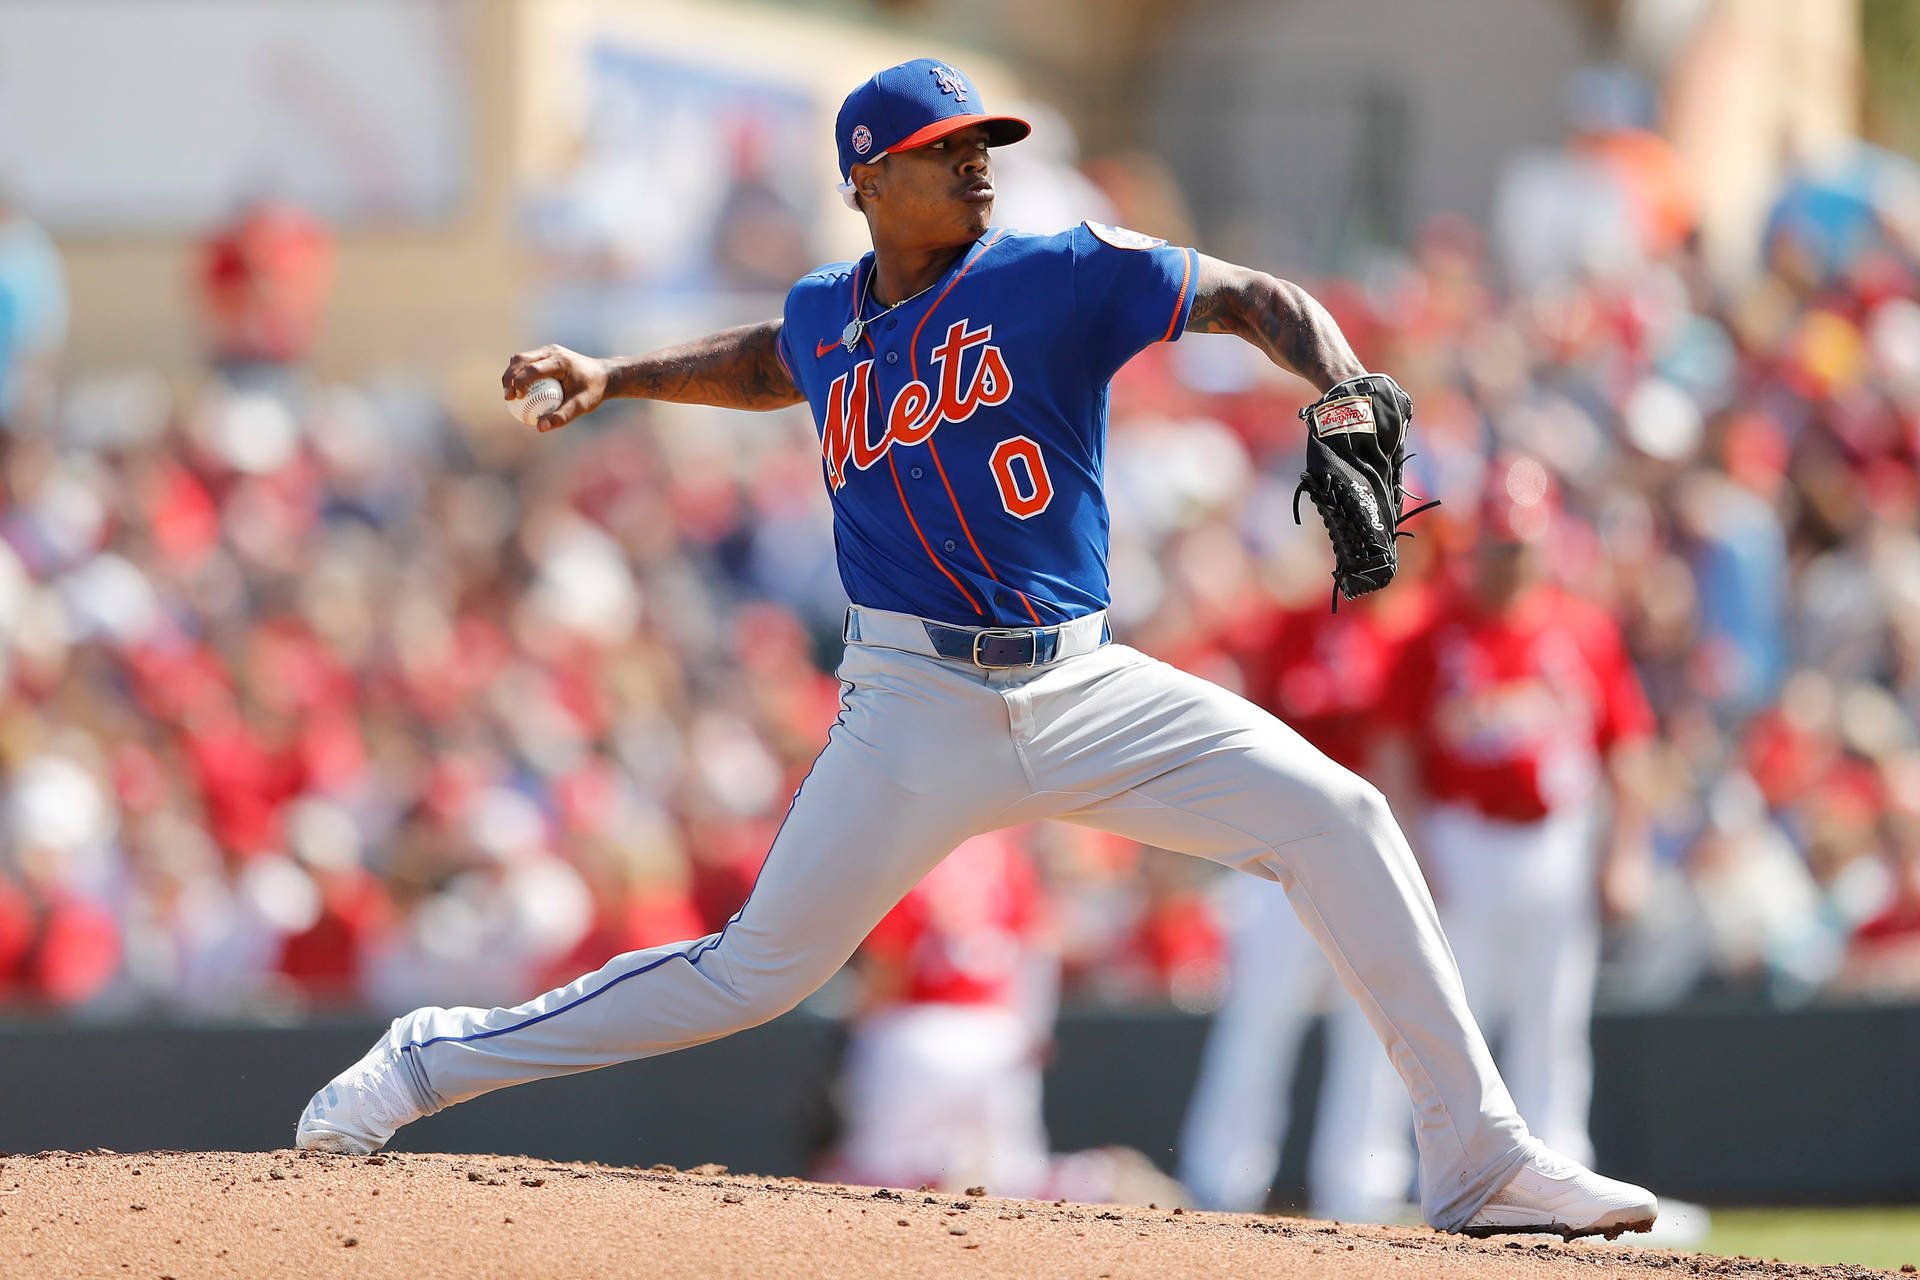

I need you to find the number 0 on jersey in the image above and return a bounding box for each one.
[990,436,1053,518]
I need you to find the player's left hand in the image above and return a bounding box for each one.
[1293,373,1438,609]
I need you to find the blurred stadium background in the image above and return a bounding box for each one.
[0,0,1917,1266]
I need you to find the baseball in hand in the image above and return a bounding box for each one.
[509,377,564,428]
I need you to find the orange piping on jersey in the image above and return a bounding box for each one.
[1161,247,1194,343]
[834,260,971,611]
[908,229,1006,367]
[888,452,983,616]
[903,229,1041,624]
[926,441,1042,624]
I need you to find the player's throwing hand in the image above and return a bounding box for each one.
[501,343,609,432]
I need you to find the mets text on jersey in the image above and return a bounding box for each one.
[821,318,1012,490]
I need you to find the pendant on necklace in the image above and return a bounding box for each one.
[841,318,864,352]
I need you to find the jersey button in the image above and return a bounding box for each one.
[910,466,923,479]
[885,351,899,365]
[885,318,898,331]
[943,539,957,553]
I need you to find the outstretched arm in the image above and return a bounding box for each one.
[1186,255,1365,394]
[501,319,804,432]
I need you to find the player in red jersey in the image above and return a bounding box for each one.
[821,829,1181,1204]
[1382,457,1654,1165]
[823,829,1054,1196]
[1179,559,1435,1218]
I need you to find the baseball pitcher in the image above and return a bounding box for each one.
[296,59,1657,1240]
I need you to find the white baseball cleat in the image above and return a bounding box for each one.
[294,1017,436,1155]
[1461,1146,1658,1241]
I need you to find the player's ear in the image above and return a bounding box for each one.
[850,159,883,205]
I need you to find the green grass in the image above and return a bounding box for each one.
[1698,1207,1920,1271]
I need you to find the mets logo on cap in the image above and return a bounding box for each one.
[851,125,874,156]
[930,63,967,100]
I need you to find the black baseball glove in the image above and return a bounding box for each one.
[1292,373,1438,609]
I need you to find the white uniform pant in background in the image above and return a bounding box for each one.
[831,1004,1051,1198]
[1179,873,1414,1219]
[1423,802,1599,1166]
[379,629,1532,1231]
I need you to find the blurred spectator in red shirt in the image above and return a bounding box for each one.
[1837,808,1920,997]
[198,199,335,374]
[2,744,123,1007]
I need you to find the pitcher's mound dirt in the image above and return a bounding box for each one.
[0,1150,1897,1280]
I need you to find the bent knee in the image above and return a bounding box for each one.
[735,979,815,1029]
[1322,773,1398,840]
[703,948,838,1033]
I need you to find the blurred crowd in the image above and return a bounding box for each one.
[3,84,1920,1021]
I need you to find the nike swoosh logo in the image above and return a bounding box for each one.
[816,338,842,357]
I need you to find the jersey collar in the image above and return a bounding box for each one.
[850,228,1002,338]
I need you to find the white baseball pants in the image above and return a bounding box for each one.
[1423,802,1601,1165]
[383,613,1532,1231]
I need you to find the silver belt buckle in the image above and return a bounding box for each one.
[971,627,1034,669]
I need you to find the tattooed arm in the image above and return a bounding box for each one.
[1186,255,1365,394]
[501,320,804,432]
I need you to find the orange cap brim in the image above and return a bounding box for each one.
[884,113,1031,156]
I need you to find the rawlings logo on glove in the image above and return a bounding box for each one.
[1293,373,1438,609]
[1311,394,1377,436]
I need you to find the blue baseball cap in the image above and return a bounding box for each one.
[834,59,1030,194]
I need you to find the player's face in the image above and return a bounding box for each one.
[853,123,996,245]
[1473,537,1543,610]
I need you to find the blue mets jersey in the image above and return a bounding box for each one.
[775,221,1198,627]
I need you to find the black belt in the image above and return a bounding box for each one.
[922,622,1098,668]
